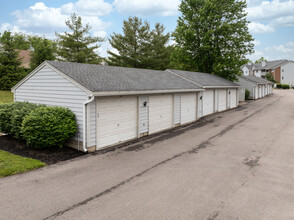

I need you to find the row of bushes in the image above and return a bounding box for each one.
[276,84,290,89]
[0,102,77,149]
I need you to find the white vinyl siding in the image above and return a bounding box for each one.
[139,96,149,135]
[88,101,96,147]
[255,86,259,99]
[149,94,173,134]
[218,89,227,111]
[173,94,181,125]
[96,96,137,149]
[214,89,219,112]
[202,89,214,116]
[14,65,87,141]
[197,92,203,118]
[180,93,196,124]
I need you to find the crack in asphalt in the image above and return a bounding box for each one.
[43,98,278,220]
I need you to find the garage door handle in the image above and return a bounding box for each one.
[117,124,119,127]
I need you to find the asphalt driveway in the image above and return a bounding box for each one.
[1,90,294,220]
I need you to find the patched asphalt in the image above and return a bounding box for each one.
[1,90,294,220]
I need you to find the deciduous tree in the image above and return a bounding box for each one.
[172,0,254,81]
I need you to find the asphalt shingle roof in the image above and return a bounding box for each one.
[46,61,203,92]
[166,69,240,87]
[243,60,292,71]
[237,75,273,84]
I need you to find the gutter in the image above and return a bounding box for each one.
[82,94,95,152]
[92,89,204,96]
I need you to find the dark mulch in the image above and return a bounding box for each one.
[0,135,85,165]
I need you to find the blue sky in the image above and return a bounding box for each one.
[1,0,294,61]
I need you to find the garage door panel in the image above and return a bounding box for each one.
[203,90,214,116]
[149,94,173,134]
[218,89,227,112]
[181,93,196,124]
[97,96,137,149]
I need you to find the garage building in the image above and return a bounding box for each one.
[12,61,206,152]
[167,70,240,117]
[236,76,273,100]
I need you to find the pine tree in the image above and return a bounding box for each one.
[0,31,26,90]
[107,17,171,70]
[173,0,254,81]
[107,17,151,68]
[56,13,103,64]
[147,23,172,70]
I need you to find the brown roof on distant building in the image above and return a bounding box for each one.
[16,50,31,69]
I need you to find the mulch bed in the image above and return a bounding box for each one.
[0,135,85,165]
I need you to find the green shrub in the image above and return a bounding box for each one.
[245,89,250,100]
[282,84,290,89]
[276,83,282,89]
[0,103,14,134]
[21,106,77,149]
[0,102,41,139]
[10,102,40,140]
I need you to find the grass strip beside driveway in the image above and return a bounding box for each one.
[0,150,46,177]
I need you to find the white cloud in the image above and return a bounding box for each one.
[265,42,294,59]
[113,0,180,16]
[12,2,67,30]
[248,42,294,61]
[248,22,275,33]
[253,40,261,46]
[3,2,110,40]
[61,0,112,16]
[247,50,266,62]
[246,0,294,26]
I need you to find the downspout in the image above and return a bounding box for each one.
[83,94,95,152]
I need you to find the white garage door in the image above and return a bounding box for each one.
[230,89,237,108]
[259,86,262,99]
[218,89,227,112]
[181,93,196,124]
[203,90,214,116]
[149,94,173,134]
[96,96,137,149]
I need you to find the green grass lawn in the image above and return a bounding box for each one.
[0,91,13,104]
[0,150,46,177]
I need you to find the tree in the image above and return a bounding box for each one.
[0,31,26,90]
[56,13,103,64]
[172,0,254,81]
[107,17,172,70]
[265,72,276,83]
[12,33,30,50]
[29,36,56,70]
[108,17,151,68]
[147,23,172,70]
[254,57,267,64]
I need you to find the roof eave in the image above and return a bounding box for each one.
[93,88,205,96]
[203,85,240,89]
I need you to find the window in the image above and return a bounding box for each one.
[282,69,284,72]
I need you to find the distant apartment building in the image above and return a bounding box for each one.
[242,60,294,86]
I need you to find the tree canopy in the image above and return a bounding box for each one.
[107,17,172,70]
[56,13,103,64]
[172,0,254,81]
[29,36,56,70]
[254,57,267,64]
